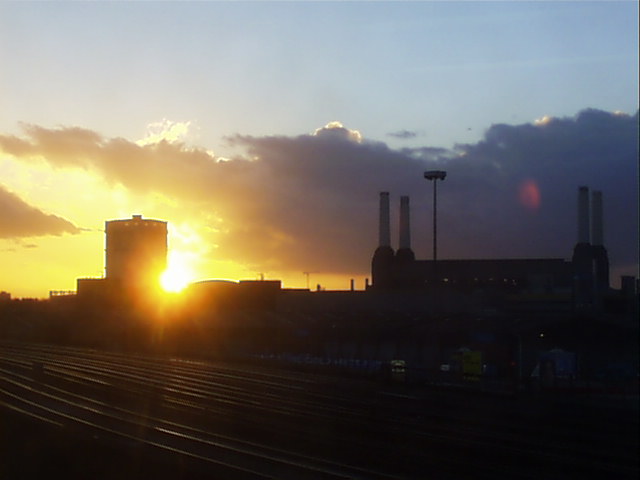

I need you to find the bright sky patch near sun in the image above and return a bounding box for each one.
[0,1,638,298]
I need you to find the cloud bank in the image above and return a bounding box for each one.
[0,184,80,239]
[0,109,637,281]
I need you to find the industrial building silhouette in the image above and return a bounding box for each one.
[371,186,610,310]
[69,186,634,319]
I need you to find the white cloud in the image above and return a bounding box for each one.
[313,121,362,143]
[136,119,195,146]
[534,115,554,126]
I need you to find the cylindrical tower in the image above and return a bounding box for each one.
[590,190,609,294]
[372,192,395,289]
[378,191,391,248]
[399,196,411,250]
[396,195,415,263]
[105,215,167,291]
[591,190,604,246]
[577,186,590,245]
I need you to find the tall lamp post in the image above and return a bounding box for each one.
[424,170,447,315]
[424,170,447,287]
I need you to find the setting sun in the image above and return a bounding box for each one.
[160,252,195,293]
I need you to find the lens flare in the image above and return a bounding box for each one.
[518,179,541,211]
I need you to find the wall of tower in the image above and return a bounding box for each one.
[105,215,167,291]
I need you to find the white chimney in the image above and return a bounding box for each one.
[591,190,604,246]
[578,186,590,244]
[379,192,391,248]
[399,196,411,250]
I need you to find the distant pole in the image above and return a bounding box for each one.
[433,178,438,262]
[424,170,447,284]
[424,170,446,314]
[303,271,318,290]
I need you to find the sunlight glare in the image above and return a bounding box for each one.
[160,252,195,293]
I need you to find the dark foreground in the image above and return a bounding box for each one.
[1,342,638,479]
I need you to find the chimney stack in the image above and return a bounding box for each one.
[572,186,610,307]
[372,192,395,289]
[379,191,391,248]
[577,186,590,244]
[591,190,604,247]
[399,196,411,250]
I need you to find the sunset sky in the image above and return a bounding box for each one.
[1,1,638,298]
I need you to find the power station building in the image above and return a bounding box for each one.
[77,215,167,299]
[371,187,610,308]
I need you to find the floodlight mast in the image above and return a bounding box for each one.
[424,170,447,287]
[424,170,447,181]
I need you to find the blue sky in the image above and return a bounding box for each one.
[2,1,637,150]
[0,1,638,297]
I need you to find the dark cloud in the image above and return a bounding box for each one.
[428,109,639,287]
[1,109,637,281]
[388,129,419,140]
[442,110,638,264]
[0,185,80,238]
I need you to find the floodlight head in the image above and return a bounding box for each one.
[424,170,447,181]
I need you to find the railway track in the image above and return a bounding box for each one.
[1,341,637,479]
